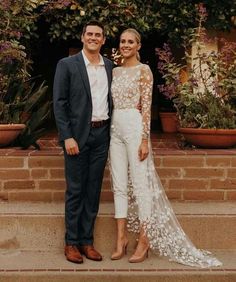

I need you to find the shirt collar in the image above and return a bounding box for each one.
[82,50,105,67]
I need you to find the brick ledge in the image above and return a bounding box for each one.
[0,147,235,156]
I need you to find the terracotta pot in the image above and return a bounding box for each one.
[159,112,178,133]
[0,124,26,146]
[179,128,236,148]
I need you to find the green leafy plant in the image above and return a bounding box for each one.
[39,0,236,45]
[0,1,51,148]
[156,3,236,129]
[15,80,52,149]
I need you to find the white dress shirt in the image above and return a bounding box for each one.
[82,51,109,121]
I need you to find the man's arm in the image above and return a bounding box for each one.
[53,59,73,142]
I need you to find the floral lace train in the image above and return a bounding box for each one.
[126,142,222,268]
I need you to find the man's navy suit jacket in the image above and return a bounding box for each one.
[53,51,113,149]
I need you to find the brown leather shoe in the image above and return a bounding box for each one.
[79,245,102,261]
[64,245,83,264]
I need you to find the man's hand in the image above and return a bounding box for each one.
[65,138,79,155]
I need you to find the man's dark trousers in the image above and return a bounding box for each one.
[64,124,110,246]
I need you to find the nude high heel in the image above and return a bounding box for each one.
[129,228,150,263]
[111,239,129,260]
[128,244,149,263]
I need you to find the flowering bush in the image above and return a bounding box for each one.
[156,4,236,129]
[0,1,51,148]
[0,0,47,123]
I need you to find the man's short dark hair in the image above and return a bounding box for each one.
[82,21,105,36]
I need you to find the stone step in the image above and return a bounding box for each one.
[0,250,235,282]
[0,202,235,252]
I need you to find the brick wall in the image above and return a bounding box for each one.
[0,149,235,202]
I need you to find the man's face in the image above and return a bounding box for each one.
[81,25,105,53]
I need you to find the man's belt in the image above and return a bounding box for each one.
[91,119,110,128]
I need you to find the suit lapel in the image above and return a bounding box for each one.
[104,58,113,117]
[104,59,112,89]
[75,52,92,101]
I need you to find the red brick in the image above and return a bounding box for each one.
[8,191,52,202]
[0,192,8,201]
[166,190,182,200]
[184,168,224,178]
[102,178,111,190]
[0,169,30,180]
[227,191,236,200]
[227,168,236,178]
[31,169,49,179]
[52,191,65,201]
[210,179,236,190]
[38,180,66,190]
[154,157,161,167]
[50,169,65,179]
[0,158,24,168]
[103,168,111,178]
[169,179,209,190]
[28,157,64,168]
[231,158,236,167]
[159,179,169,190]
[100,190,113,202]
[156,168,181,178]
[206,157,231,167]
[163,157,204,167]
[183,191,224,201]
[4,180,35,190]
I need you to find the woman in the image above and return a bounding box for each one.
[109,28,222,268]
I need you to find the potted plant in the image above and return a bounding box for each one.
[0,1,51,148]
[159,108,178,133]
[156,4,236,148]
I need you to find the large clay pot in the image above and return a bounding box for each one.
[159,112,178,133]
[0,124,26,146]
[179,128,236,148]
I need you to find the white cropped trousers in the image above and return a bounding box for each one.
[109,109,152,220]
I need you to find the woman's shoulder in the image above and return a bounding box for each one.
[139,64,153,81]
[139,63,151,71]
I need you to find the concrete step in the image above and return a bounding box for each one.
[0,202,235,252]
[0,250,235,282]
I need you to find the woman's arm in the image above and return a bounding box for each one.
[138,65,153,161]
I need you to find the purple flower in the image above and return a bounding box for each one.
[198,3,208,22]
[0,0,11,10]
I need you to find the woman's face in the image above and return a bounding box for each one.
[119,32,140,59]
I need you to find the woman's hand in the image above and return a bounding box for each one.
[65,138,79,155]
[138,139,149,161]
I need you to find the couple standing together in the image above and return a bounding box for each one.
[53,21,221,268]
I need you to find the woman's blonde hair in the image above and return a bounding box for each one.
[120,28,141,61]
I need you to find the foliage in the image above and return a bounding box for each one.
[41,0,151,41]
[40,0,236,45]
[156,3,236,129]
[0,0,51,148]
[14,80,52,149]
[0,0,49,102]
[152,0,236,45]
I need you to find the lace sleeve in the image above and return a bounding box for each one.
[140,65,153,139]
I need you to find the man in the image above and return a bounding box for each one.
[53,21,113,264]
